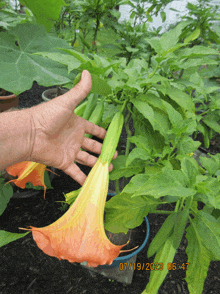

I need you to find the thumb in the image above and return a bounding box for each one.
[56,70,92,111]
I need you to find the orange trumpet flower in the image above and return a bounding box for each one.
[5,161,58,198]
[20,158,127,267]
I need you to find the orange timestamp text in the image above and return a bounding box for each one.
[118,262,189,271]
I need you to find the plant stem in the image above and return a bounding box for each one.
[123,111,132,187]
[115,179,120,194]
[179,198,185,211]
[120,99,127,114]
[174,200,180,212]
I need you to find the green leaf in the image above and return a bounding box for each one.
[146,14,153,22]
[90,74,112,96]
[0,230,30,247]
[196,178,220,209]
[126,46,139,53]
[143,236,176,294]
[177,46,220,59]
[184,27,200,44]
[20,0,65,32]
[181,157,199,187]
[145,38,162,55]
[131,98,155,129]
[131,97,171,135]
[105,192,157,233]
[132,110,165,152]
[127,170,197,198]
[173,208,189,249]
[196,211,220,259]
[138,93,183,126]
[200,156,219,176]
[159,21,190,52]
[102,103,121,125]
[147,213,177,258]
[0,23,73,95]
[59,48,90,63]
[178,58,218,70]
[33,52,81,74]
[109,155,144,181]
[160,11,166,22]
[203,113,220,133]
[155,85,195,113]
[0,178,13,216]
[126,148,150,167]
[185,212,219,294]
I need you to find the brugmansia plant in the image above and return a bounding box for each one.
[6,107,128,267]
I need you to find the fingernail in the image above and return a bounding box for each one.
[81,70,86,80]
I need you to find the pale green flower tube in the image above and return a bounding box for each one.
[99,111,124,165]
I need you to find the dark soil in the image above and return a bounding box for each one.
[1,81,220,294]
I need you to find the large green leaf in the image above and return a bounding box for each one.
[178,57,218,70]
[184,27,200,44]
[177,46,220,59]
[147,213,177,258]
[185,211,220,294]
[33,52,82,74]
[124,170,197,198]
[109,155,144,181]
[0,178,13,216]
[131,98,171,135]
[139,92,183,126]
[131,98,155,129]
[203,112,220,133]
[142,235,176,294]
[195,178,220,209]
[173,206,189,249]
[181,157,199,187]
[0,23,73,95]
[159,21,190,52]
[200,155,220,176]
[126,148,150,167]
[20,0,65,32]
[177,136,201,155]
[104,192,157,233]
[145,38,162,55]
[155,84,195,113]
[0,230,30,247]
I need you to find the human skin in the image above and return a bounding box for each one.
[0,70,117,186]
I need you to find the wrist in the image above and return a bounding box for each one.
[0,108,34,170]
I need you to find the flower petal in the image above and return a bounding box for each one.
[6,161,56,198]
[22,159,127,267]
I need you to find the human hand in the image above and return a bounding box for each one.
[27,70,117,186]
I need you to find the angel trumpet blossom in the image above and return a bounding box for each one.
[20,111,126,267]
[5,161,58,198]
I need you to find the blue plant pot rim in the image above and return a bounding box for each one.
[105,192,150,266]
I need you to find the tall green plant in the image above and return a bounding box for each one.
[79,0,126,52]
[177,0,220,47]
[40,21,219,293]
[1,2,220,293]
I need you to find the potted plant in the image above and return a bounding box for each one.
[0,88,19,112]
[1,1,220,293]
[42,85,69,102]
